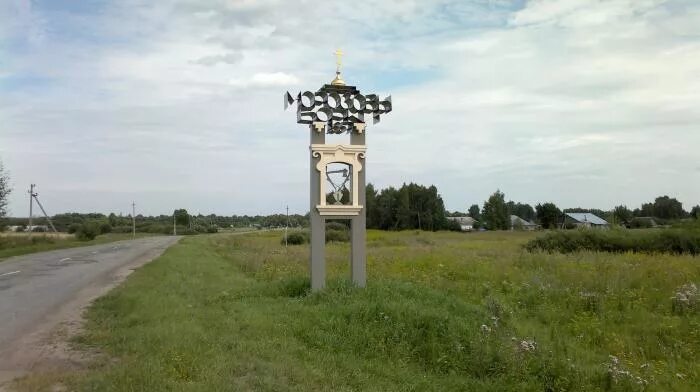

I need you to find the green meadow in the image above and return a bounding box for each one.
[17,230,699,391]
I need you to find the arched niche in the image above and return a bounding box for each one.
[312,144,365,216]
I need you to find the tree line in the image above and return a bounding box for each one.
[464,190,699,230]
[365,183,459,231]
[1,210,310,234]
[1,159,697,234]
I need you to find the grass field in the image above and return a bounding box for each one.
[0,232,156,261]
[15,230,699,391]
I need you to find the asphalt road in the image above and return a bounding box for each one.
[0,236,180,371]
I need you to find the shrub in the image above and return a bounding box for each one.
[99,223,112,234]
[283,232,308,245]
[326,229,349,243]
[67,223,82,234]
[206,225,218,234]
[76,223,99,241]
[326,221,348,231]
[525,228,700,255]
[32,226,47,232]
[112,225,133,233]
[445,219,462,232]
[144,224,166,234]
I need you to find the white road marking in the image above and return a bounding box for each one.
[91,251,98,254]
[59,257,71,262]
[0,270,21,277]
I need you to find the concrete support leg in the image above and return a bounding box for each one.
[351,215,366,287]
[310,214,325,291]
[310,124,326,291]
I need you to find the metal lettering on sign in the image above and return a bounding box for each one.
[284,88,392,134]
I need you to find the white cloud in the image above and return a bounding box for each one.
[229,72,301,88]
[0,0,698,216]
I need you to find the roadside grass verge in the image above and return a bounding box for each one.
[0,233,156,260]
[20,230,700,391]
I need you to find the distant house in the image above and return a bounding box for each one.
[510,215,539,231]
[564,213,609,229]
[447,216,477,231]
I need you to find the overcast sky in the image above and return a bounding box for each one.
[1,0,698,217]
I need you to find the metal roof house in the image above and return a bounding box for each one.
[564,213,610,228]
[510,215,539,231]
[447,216,477,231]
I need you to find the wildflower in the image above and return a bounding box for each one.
[606,355,647,385]
[480,324,491,334]
[671,283,698,314]
[519,340,536,352]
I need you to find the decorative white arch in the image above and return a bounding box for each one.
[311,143,366,216]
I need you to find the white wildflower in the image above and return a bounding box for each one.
[606,355,647,385]
[519,340,537,352]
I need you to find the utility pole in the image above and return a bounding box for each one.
[173,213,177,236]
[28,184,34,232]
[285,205,289,247]
[27,184,57,233]
[132,202,136,239]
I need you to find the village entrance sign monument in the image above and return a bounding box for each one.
[284,51,392,291]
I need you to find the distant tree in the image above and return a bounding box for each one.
[99,222,112,234]
[0,160,10,219]
[690,205,700,220]
[536,202,561,229]
[365,183,379,228]
[640,202,655,217]
[174,209,190,226]
[613,205,633,225]
[652,196,684,220]
[108,212,118,227]
[482,190,509,230]
[365,183,452,231]
[468,204,481,220]
[508,202,535,222]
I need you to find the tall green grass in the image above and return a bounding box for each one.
[18,230,699,391]
[525,228,700,255]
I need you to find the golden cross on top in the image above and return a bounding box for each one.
[334,49,343,73]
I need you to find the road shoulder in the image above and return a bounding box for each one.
[0,236,180,390]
